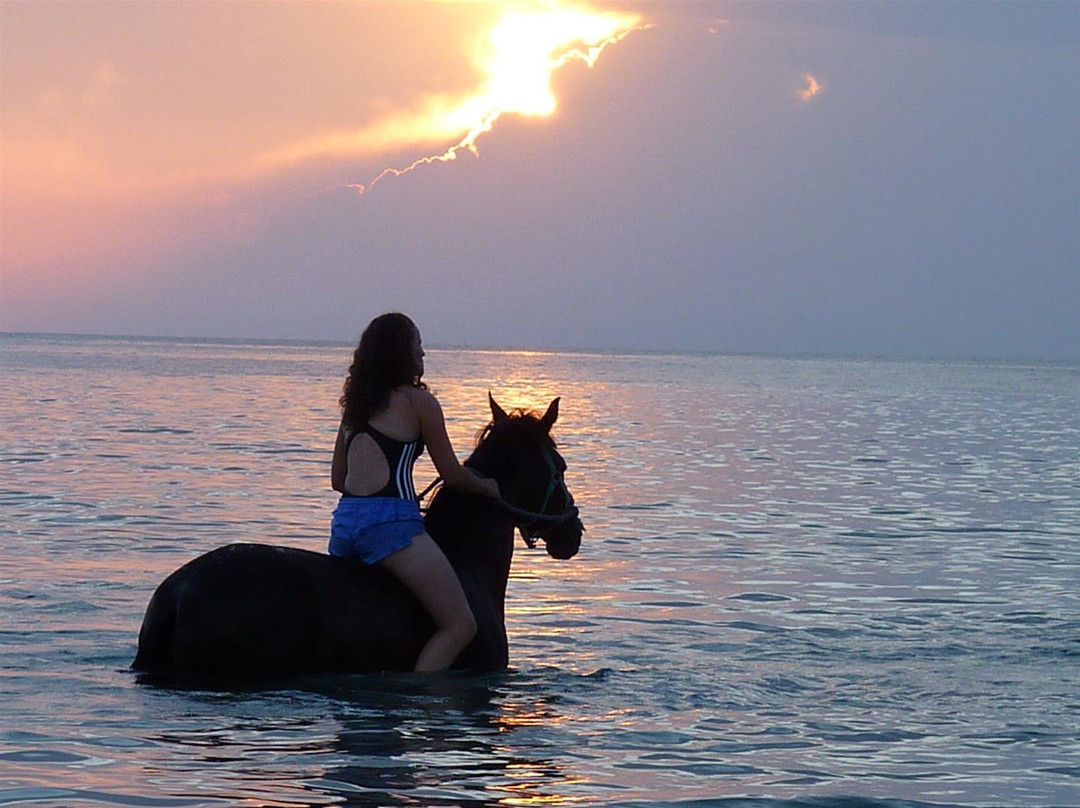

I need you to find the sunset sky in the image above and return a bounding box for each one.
[2,1,1077,361]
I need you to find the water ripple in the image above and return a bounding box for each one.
[2,336,1078,807]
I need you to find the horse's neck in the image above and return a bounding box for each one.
[428,490,515,587]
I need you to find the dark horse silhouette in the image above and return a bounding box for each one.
[131,396,583,679]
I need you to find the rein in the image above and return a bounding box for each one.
[500,501,580,549]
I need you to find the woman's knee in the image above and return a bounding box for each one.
[459,610,478,642]
[438,603,477,641]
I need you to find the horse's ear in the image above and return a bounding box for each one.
[489,392,509,423]
[540,397,560,433]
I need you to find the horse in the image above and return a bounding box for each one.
[131,395,583,679]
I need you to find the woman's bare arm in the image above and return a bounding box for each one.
[414,391,499,498]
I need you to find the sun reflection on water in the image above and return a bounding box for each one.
[486,694,591,807]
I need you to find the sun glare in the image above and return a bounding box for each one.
[351,1,644,194]
[485,5,636,116]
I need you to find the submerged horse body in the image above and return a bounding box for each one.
[132,397,582,679]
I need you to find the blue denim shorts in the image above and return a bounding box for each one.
[328,496,425,564]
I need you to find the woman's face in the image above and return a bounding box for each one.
[410,328,425,378]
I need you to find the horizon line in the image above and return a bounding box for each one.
[1,329,1076,367]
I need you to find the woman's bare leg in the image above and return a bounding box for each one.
[377,532,478,671]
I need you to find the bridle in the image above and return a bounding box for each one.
[419,441,578,550]
[495,441,579,549]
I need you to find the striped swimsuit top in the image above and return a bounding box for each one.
[343,424,425,501]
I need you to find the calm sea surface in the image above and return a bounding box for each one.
[1,333,1078,808]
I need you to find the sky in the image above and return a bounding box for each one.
[2,0,1078,361]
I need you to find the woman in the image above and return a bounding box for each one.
[329,313,500,672]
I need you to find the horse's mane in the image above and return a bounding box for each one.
[458,409,557,483]
[473,408,557,449]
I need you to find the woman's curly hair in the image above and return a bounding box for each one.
[340,312,426,430]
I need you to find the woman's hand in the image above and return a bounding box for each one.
[477,476,500,500]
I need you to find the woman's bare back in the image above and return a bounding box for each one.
[343,388,421,497]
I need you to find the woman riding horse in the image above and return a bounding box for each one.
[131,390,583,678]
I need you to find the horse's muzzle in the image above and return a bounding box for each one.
[542,516,583,560]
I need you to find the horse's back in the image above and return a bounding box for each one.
[133,543,424,677]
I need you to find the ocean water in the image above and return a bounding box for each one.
[1,332,1078,808]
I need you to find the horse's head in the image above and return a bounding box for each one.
[468,395,583,560]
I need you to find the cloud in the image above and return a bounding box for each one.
[706,18,731,36]
[1,1,644,281]
[798,72,823,101]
